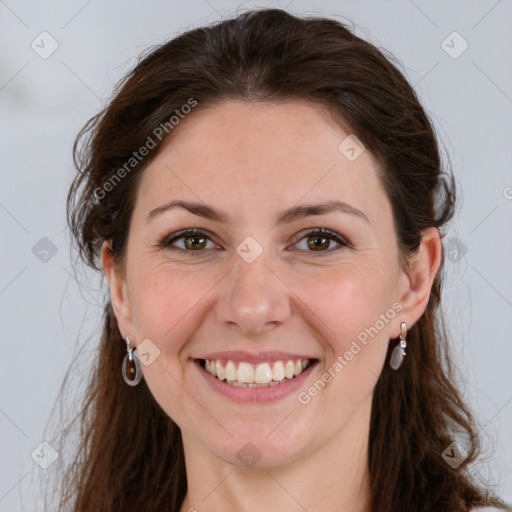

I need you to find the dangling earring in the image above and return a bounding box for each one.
[390,322,407,370]
[122,337,143,386]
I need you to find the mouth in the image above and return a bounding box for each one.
[196,357,317,388]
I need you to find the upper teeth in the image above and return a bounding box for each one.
[203,359,312,385]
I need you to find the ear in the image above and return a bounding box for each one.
[394,227,443,337]
[101,241,134,341]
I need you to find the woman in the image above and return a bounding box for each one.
[58,8,508,512]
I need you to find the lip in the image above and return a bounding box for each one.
[194,358,319,403]
[198,351,317,364]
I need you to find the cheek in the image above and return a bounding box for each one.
[127,263,223,424]
[289,261,398,388]
[291,267,396,424]
[300,262,396,337]
[129,261,215,340]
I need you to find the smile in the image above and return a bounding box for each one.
[198,358,314,387]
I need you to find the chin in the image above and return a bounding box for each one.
[204,422,316,468]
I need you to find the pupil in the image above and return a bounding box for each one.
[309,236,328,251]
[186,236,205,249]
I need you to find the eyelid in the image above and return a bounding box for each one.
[159,228,219,249]
[288,228,350,251]
[159,227,350,253]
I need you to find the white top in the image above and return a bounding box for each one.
[470,508,505,511]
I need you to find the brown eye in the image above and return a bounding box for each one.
[307,234,331,251]
[160,229,216,252]
[183,234,207,250]
[293,228,349,254]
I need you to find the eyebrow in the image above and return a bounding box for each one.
[146,199,370,225]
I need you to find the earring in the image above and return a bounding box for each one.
[122,337,143,386]
[389,322,407,370]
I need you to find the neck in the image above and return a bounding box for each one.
[179,397,372,512]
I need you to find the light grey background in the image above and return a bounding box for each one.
[1,1,511,510]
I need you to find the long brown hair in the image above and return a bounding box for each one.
[52,8,506,511]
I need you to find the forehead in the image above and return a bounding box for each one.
[135,100,390,227]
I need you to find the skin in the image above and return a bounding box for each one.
[102,100,442,512]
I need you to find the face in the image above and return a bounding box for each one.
[104,100,429,468]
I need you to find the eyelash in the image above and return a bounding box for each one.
[158,228,350,256]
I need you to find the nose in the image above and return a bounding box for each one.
[215,251,291,336]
